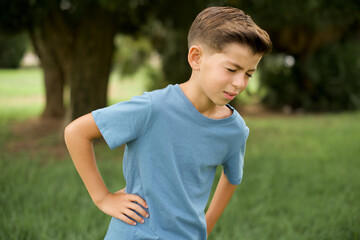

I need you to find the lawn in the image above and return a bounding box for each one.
[0,68,359,240]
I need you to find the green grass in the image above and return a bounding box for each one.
[0,68,44,97]
[0,68,44,122]
[210,114,360,240]
[1,68,359,239]
[0,67,148,121]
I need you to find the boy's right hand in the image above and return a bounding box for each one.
[65,115,148,226]
[95,189,149,226]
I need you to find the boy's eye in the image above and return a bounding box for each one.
[246,73,253,78]
[227,68,236,73]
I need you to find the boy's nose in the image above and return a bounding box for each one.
[232,75,247,90]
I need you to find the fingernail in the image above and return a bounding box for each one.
[146,213,149,218]
[133,222,137,226]
[141,219,145,224]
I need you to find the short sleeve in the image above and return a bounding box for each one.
[92,93,151,150]
[222,126,249,185]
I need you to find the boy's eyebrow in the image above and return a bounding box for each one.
[227,61,256,72]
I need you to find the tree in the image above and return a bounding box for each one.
[146,0,360,111]
[226,0,360,111]
[143,0,223,87]
[0,0,147,120]
[0,33,27,68]
[0,0,224,120]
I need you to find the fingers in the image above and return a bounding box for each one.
[117,213,137,226]
[118,193,149,225]
[129,194,148,209]
[123,208,145,224]
[99,191,150,226]
[120,193,148,218]
[128,202,149,219]
[116,202,149,226]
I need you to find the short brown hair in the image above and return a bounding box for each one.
[188,6,272,54]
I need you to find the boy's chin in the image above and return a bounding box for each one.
[213,100,230,107]
[208,95,232,107]
[216,102,228,106]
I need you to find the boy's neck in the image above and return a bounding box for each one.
[179,78,232,120]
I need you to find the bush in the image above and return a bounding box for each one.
[260,39,360,112]
[114,35,153,76]
[0,33,28,69]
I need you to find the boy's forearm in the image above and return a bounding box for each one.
[64,114,109,204]
[205,171,237,236]
[65,114,150,225]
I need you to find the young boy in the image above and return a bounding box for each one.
[65,6,271,239]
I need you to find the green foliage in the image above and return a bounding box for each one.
[0,33,28,69]
[153,28,190,85]
[227,0,360,35]
[143,0,360,110]
[144,0,223,85]
[0,0,57,33]
[260,39,360,111]
[0,0,149,43]
[1,0,359,114]
[304,39,360,111]
[112,34,167,91]
[114,35,153,76]
[225,0,360,111]
[164,32,191,84]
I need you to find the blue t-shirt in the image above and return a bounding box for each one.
[92,84,249,240]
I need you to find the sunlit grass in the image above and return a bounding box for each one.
[108,67,151,104]
[0,68,44,97]
[0,67,149,121]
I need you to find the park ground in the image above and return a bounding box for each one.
[0,68,359,240]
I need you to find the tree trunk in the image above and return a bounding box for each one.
[42,57,65,119]
[29,24,66,119]
[68,9,116,120]
[29,8,115,121]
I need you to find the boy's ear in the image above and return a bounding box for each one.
[188,45,202,70]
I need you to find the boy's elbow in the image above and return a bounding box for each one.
[64,123,73,144]
[64,114,101,144]
[64,121,79,145]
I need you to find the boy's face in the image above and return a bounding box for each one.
[196,43,262,106]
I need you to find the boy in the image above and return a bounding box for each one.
[65,6,271,239]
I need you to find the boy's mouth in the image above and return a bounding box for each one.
[224,91,237,100]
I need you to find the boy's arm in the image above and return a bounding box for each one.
[205,170,237,236]
[64,113,149,225]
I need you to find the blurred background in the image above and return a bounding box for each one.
[0,0,359,239]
